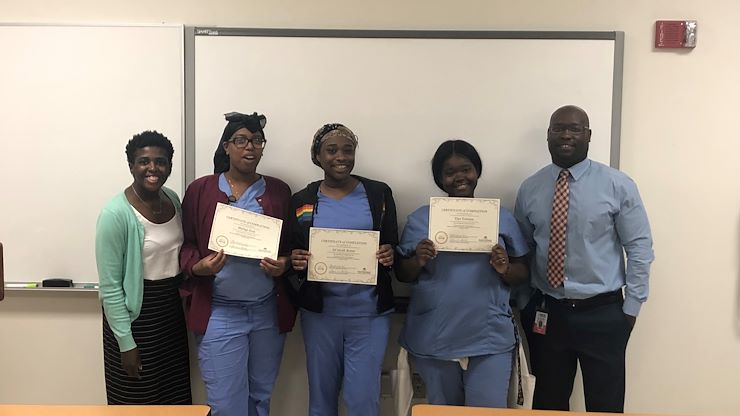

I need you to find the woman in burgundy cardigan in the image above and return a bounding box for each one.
[179,112,295,416]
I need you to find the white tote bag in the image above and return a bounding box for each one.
[508,320,536,409]
[391,347,414,416]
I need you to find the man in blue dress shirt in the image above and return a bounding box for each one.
[514,105,654,413]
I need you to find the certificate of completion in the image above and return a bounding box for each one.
[308,227,380,285]
[208,202,283,260]
[428,197,500,253]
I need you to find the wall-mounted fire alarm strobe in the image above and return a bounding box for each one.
[655,20,697,48]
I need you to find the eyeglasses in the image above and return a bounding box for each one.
[228,135,266,149]
[549,125,590,135]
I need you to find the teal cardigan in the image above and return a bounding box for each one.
[95,187,181,352]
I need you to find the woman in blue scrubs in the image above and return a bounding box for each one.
[395,139,529,408]
[287,123,398,416]
[180,112,294,416]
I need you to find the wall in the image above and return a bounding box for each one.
[1,1,739,415]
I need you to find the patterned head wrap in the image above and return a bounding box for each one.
[310,123,358,167]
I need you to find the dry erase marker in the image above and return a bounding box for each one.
[6,283,38,288]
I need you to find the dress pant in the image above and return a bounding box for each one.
[521,290,633,413]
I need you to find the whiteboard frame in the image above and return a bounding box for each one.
[183,28,624,184]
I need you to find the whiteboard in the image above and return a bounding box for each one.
[190,30,621,233]
[0,25,184,284]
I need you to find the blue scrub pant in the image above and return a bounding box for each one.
[301,310,391,416]
[197,298,286,416]
[411,351,512,408]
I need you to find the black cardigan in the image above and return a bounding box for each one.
[285,175,399,313]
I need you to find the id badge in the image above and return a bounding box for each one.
[533,310,548,335]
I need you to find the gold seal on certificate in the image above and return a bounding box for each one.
[428,197,500,253]
[207,202,283,260]
[308,227,380,285]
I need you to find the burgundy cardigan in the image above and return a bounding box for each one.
[179,174,296,334]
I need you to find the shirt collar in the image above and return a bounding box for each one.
[549,158,591,182]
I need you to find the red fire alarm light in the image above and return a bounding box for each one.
[655,20,697,49]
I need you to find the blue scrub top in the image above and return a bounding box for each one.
[397,204,529,359]
[313,182,378,317]
[212,174,275,306]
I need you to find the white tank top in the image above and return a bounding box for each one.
[132,207,184,281]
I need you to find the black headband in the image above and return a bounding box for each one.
[213,111,267,173]
[222,112,267,140]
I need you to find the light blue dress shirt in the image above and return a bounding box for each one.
[397,205,529,359]
[514,159,654,316]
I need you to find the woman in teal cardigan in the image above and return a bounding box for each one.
[95,131,191,404]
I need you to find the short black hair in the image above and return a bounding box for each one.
[431,140,482,191]
[125,130,174,165]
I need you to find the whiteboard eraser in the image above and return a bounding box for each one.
[42,278,73,287]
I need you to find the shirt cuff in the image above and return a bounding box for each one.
[622,296,643,317]
[117,334,137,353]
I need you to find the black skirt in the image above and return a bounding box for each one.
[102,275,192,405]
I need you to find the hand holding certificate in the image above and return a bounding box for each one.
[208,202,283,260]
[307,227,380,285]
[429,197,500,253]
